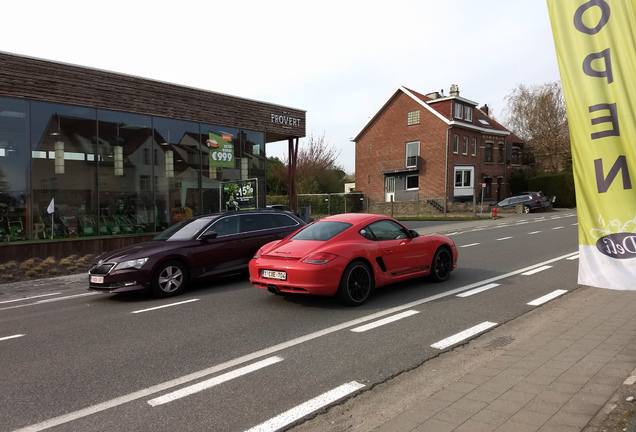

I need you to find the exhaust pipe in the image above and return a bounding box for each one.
[267,284,281,294]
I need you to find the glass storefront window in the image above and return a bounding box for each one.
[152,117,200,230]
[0,97,29,241]
[1,97,270,242]
[31,101,97,239]
[97,109,153,234]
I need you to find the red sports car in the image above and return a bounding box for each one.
[249,213,458,306]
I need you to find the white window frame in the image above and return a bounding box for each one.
[454,103,463,119]
[405,175,419,190]
[465,107,473,122]
[471,138,477,156]
[453,166,474,197]
[462,136,468,155]
[453,135,459,154]
[406,141,419,167]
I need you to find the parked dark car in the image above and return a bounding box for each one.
[496,192,549,213]
[266,204,291,211]
[88,209,306,297]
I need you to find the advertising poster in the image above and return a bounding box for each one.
[547,0,636,290]
[221,179,257,211]
[207,131,234,168]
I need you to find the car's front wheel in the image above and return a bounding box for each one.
[429,247,452,282]
[151,260,188,297]
[524,205,531,214]
[337,260,374,306]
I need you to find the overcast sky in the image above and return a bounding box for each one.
[2,0,561,174]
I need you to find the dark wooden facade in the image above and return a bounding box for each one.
[0,51,305,143]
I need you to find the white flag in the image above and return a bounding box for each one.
[47,198,55,214]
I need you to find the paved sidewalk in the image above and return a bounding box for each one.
[291,286,636,432]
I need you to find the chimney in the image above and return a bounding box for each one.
[450,84,459,97]
[481,104,489,116]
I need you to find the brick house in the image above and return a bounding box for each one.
[353,85,521,209]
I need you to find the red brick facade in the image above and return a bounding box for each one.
[354,86,515,205]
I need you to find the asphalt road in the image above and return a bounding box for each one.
[0,211,579,432]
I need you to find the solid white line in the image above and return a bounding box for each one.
[0,293,61,304]
[460,243,480,248]
[522,265,552,276]
[244,382,366,432]
[351,310,419,333]
[0,293,100,310]
[132,299,199,314]
[456,283,500,298]
[36,293,100,303]
[528,231,541,235]
[0,334,25,342]
[148,356,283,406]
[567,255,579,260]
[431,322,498,350]
[13,251,579,432]
[496,236,513,241]
[527,289,568,306]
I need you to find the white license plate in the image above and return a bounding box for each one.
[90,275,104,284]
[262,269,286,281]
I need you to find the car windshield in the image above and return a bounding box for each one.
[153,217,214,241]
[291,221,351,241]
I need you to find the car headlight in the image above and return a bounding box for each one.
[114,258,148,270]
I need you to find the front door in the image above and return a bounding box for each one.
[385,177,395,202]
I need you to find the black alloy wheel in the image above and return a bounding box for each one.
[151,260,188,297]
[429,247,452,282]
[337,261,374,306]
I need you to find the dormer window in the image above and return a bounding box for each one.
[465,107,472,122]
[454,103,463,119]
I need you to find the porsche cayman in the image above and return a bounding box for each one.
[249,213,457,305]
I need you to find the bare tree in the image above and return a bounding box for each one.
[267,133,344,195]
[504,82,570,172]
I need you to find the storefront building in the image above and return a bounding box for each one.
[0,52,305,250]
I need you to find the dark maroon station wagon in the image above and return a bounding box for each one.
[88,209,305,297]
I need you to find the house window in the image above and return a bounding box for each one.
[455,170,472,187]
[471,138,477,156]
[462,136,468,155]
[407,110,420,125]
[485,143,493,162]
[498,143,504,163]
[511,147,520,164]
[406,175,419,190]
[406,141,419,167]
[465,107,473,122]
[453,135,459,154]
[453,166,474,197]
[140,175,150,191]
[454,103,463,119]
[143,148,150,165]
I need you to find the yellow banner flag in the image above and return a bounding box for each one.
[547,0,636,289]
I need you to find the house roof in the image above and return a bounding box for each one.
[352,86,511,141]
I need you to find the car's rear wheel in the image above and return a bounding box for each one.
[429,247,452,282]
[151,260,188,297]
[524,205,531,214]
[337,260,374,306]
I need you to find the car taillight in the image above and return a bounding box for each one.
[302,252,338,265]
